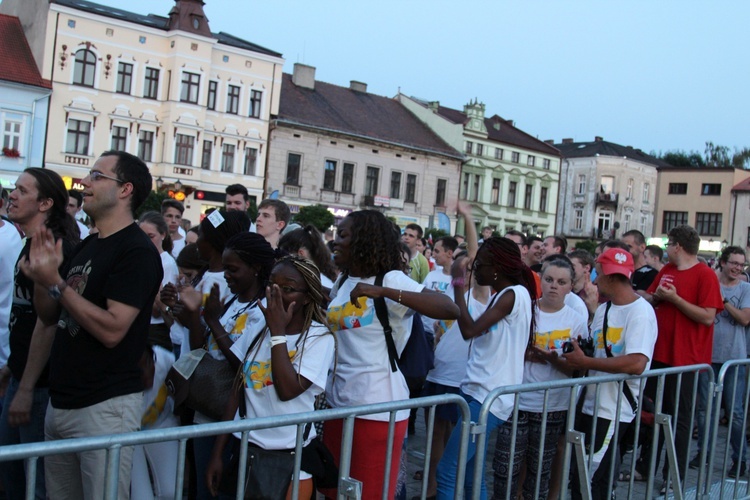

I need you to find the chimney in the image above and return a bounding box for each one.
[292,63,316,90]
[595,136,603,142]
[544,139,554,145]
[350,81,367,92]
[166,0,212,37]
[562,138,574,144]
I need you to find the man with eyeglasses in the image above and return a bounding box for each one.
[692,246,750,477]
[638,225,722,491]
[21,151,163,499]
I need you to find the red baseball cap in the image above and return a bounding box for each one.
[596,248,634,278]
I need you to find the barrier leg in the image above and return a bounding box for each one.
[568,430,592,500]
[656,413,683,500]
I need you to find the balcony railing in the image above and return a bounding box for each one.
[595,191,619,206]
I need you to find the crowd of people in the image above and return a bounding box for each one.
[0,151,744,500]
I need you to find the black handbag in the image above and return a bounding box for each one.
[219,438,296,500]
[165,350,235,421]
[300,436,339,489]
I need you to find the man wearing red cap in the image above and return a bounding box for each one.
[561,247,657,500]
[643,225,722,489]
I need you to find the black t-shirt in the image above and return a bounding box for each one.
[8,237,75,386]
[632,265,658,291]
[49,223,163,409]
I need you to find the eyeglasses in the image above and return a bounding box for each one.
[268,281,308,294]
[726,261,745,268]
[665,241,677,247]
[89,171,124,183]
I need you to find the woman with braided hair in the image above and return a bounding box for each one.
[278,224,338,288]
[324,210,459,499]
[206,255,335,499]
[436,236,537,500]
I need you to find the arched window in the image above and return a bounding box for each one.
[73,49,96,87]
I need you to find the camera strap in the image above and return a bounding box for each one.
[601,301,638,414]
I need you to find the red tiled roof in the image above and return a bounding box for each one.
[732,176,750,192]
[277,74,462,159]
[0,15,51,89]
[430,103,561,156]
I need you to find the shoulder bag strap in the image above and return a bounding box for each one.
[601,301,638,413]
[374,272,399,373]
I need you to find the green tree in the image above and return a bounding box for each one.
[573,239,598,255]
[293,204,334,232]
[658,150,705,168]
[136,190,169,218]
[424,228,450,242]
[704,141,732,167]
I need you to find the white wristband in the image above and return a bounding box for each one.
[270,335,287,347]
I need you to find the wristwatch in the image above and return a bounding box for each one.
[48,280,68,301]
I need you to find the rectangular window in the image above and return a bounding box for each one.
[476,144,484,157]
[695,212,722,236]
[511,151,520,163]
[116,62,133,94]
[243,147,258,176]
[406,174,417,203]
[341,163,354,193]
[508,181,517,207]
[226,85,240,114]
[66,119,90,155]
[462,172,470,199]
[701,183,721,196]
[286,153,301,185]
[111,126,127,151]
[180,72,200,104]
[137,130,154,162]
[221,143,235,172]
[626,178,634,199]
[174,134,195,166]
[662,211,688,233]
[577,174,586,195]
[143,68,159,99]
[540,187,548,212]
[543,159,551,170]
[3,121,21,151]
[574,209,583,230]
[201,140,212,170]
[249,90,262,118]
[640,215,648,233]
[668,183,688,195]
[365,166,379,196]
[643,183,650,203]
[624,213,632,232]
[465,141,473,154]
[390,171,402,199]
[207,81,218,110]
[527,155,535,167]
[491,178,501,204]
[495,148,503,160]
[472,175,480,202]
[524,184,533,209]
[436,179,447,206]
[323,160,337,190]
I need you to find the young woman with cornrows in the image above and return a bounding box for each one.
[435,237,538,500]
[324,210,459,500]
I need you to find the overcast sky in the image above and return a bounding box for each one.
[87,0,750,155]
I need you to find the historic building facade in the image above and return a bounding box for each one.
[0,0,284,221]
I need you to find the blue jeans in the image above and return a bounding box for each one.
[0,377,48,500]
[696,363,747,462]
[436,393,504,500]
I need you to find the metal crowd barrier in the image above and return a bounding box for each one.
[0,394,471,500]
[4,363,750,500]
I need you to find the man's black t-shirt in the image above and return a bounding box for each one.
[632,265,658,292]
[49,223,163,409]
[8,237,75,387]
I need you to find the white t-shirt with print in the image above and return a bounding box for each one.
[519,304,588,412]
[421,269,454,336]
[141,345,179,430]
[427,292,488,387]
[171,237,186,260]
[461,285,532,421]
[152,251,179,325]
[565,292,589,322]
[205,297,264,360]
[581,297,657,423]
[326,271,424,421]
[231,321,335,450]
[180,270,232,352]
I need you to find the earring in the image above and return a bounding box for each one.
[493,272,498,281]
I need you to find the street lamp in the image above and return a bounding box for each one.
[155,177,164,190]
[174,179,182,191]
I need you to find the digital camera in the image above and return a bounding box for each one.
[562,336,596,358]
